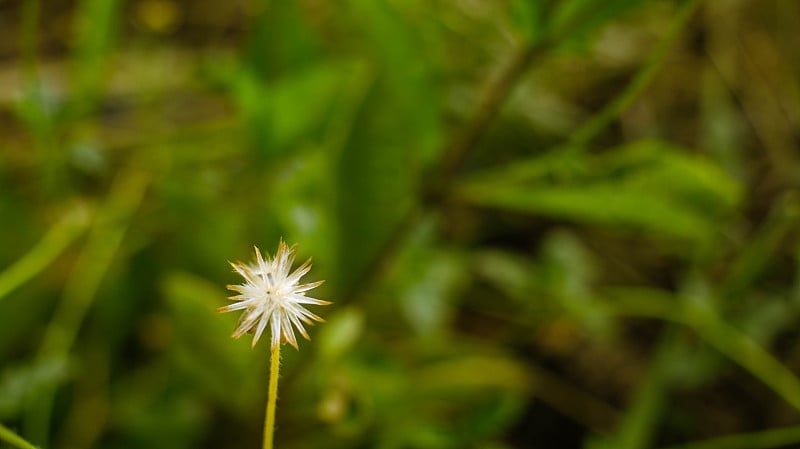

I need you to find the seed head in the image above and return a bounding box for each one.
[218,241,330,349]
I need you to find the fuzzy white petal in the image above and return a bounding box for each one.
[219,241,329,349]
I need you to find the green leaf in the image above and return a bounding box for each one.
[722,193,800,298]
[459,183,713,239]
[112,369,209,449]
[245,0,320,78]
[0,358,70,419]
[458,140,740,240]
[585,332,674,449]
[222,62,347,162]
[0,422,39,449]
[318,307,366,361]
[595,140,741,216]
[161,272,259,412]
[387,218,468,338]
[334,0,442,291]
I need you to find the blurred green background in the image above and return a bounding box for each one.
[2,0,800,448]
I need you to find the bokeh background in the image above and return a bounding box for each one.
[2,0,800,448]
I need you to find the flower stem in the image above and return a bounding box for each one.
[263,344,281,449]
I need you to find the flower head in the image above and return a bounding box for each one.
[218,241,330,349]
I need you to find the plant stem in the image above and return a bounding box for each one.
[603,288,800,413]
[0,205,90,303]
[344,42,549,306]
[690,311,800,412]
[263,344,281,449]
[26,168,150,444]
[0,423,38,449]
[568,0,700,150]
[435,42,547,188]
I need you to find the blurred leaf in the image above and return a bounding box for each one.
[245,0,319,78]
[398,251,464,337]
[161,272,259,412]
[111,365,209,449]
[585,332,673,449]
[510,0,546,43]
[416,356,530,393]
[549,0,651,46]
[0,203,90,303]
[0,358,70,419]
[12,85,57,141]
[541,231,593,297]
[267,65,343,150]
[540,231,611,335]
[458,140,740,240]
[38,168,150,359]
[335,0,441,291]
[601,286,800,413]
[460,183,712,239]
[1,0,797,447]
[402,393,525,449]
[318,307,365,362]
[71,0,122,111]
[596,140,741,216]
[722,193,800,299]
[473,233,611,338]
[700,57,747,180]
[388,218,468,338]
[473,250,540,305]
[462,150,587,187]
[0,422,38,449]
[569,0,701,147]
[223,62,347,162]
[265,149,336,270]
[349,0,441,162]
[408,356,529,448]
[466,141,741,208]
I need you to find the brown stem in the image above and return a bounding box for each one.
[345,42,546,303]
[435,43,546,189]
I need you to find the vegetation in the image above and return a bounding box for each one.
[1,0,800,448]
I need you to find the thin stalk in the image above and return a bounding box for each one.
[435,42,548,187]
[603,289,800,413]
[21,0,41,82]
[25,168,150,444]
[263,345,281,449]
[690,311,800,412]
[0,423,38,449]
[568,0,700,149]
[0,205,90,302]
[343,38,551,306]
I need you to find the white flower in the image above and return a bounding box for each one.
[218,241,330,349]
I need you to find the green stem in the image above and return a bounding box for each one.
[568,0,700,149]
[0,205,90,303]
[690,311,800,412]
[26,169,150,444]
[263,344,281,449]
[608,330,675,449]
[21,0,41,82]
[0,423,38,449]
[603,289,800,413]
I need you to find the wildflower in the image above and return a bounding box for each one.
[218,241,330,349]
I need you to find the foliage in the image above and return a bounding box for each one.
[2,0,800,448]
